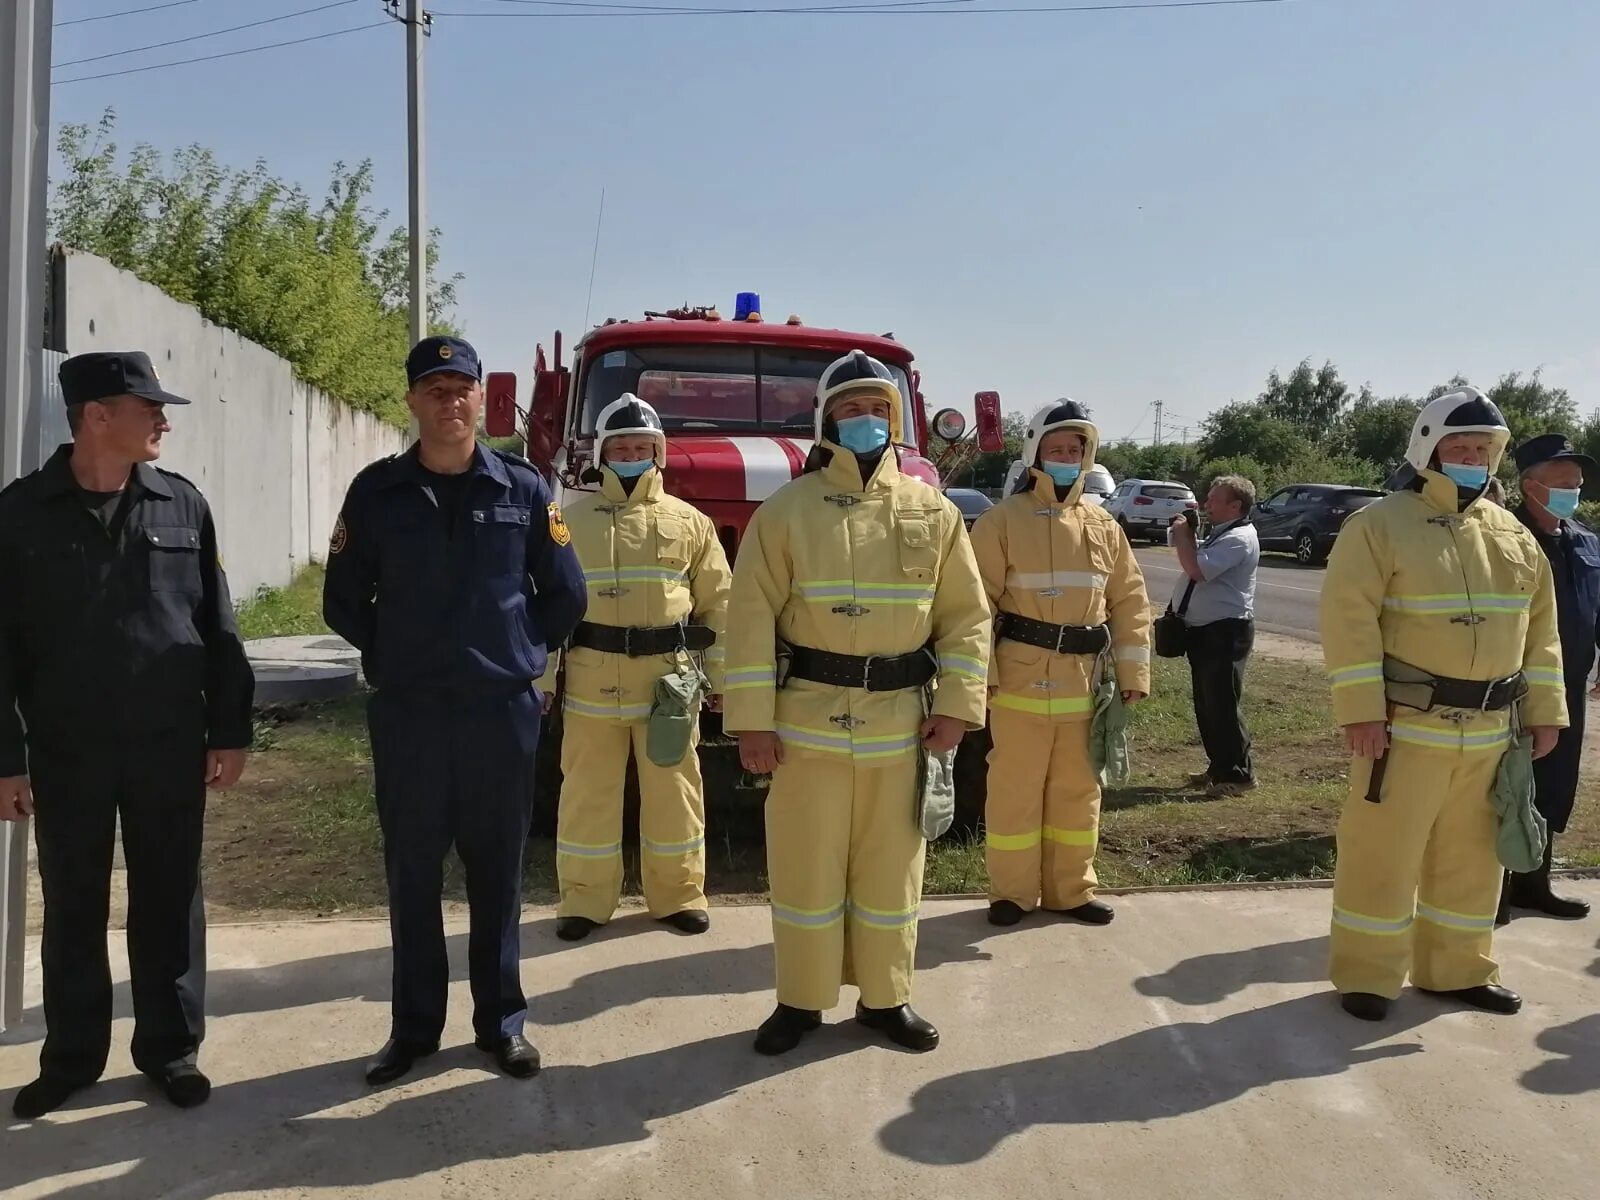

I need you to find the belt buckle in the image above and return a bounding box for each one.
[1054,624,1071,655]
[861,654,881,691]
[623,626,637,657]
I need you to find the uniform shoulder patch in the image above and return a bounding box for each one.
[547,502,571,546]
[330,514,349,555]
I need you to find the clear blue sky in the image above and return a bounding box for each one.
[47,0,1600,442]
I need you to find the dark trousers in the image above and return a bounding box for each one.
[1186,618,1254,785]
[30,728,208,1083]
[1530,678,1585,835]
[368,688,540,1046]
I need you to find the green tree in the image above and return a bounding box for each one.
[1256,358,1351,440]
[1341,393,1420,471]
[1197,401,1312,464]
[50,111,461,426]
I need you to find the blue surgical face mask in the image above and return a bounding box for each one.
[607,458,654,479]
[1040,461,1082,486]
[834,414,891,455]
[1541,486,1581,518]
[1440,462,1490,489]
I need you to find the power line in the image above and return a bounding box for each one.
[55,0,213,27]
[432,0,1289,17]
[54,1,360,69]
[455,0,971,8]
[52,21,390,84]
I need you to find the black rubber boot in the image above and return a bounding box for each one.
[556,916,599,941]
[987,900,1026,927]
[660,910,711,935]
[1509,840,1591,920]
[1340,992,1390,1022]
[855,1004,940,1052]
[1419,984,1522,1014]
[753,1005,822,1056]
[1061,899,1115,925]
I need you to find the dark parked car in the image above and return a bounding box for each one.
[946,487,994,530]
[1252,483,1384,565]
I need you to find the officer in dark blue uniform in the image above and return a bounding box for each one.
[323,336,586,1084]
[1501,433,1598,923]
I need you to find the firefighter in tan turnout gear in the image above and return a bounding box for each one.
[553,395,731,941]
[1321,388,1566,1022]
[724,350,991,1056]
[970,400,1151,928]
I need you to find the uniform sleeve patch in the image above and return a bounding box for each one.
[330,514,348,555]
[547,502,571,546]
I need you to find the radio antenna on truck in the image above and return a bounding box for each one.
[582,186,606,333]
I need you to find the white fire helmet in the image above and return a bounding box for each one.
[1405,386,1509,476]
[595,393,666,468]
[1022,399,1098,469]
[812,350,904,445]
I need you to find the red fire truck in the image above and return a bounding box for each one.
[485,299,1004,833]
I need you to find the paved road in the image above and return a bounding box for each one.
[1135,545,1325,641]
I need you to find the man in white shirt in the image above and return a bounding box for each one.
[1169,475,1261,796]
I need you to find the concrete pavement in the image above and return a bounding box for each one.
[3,886,1597,1199]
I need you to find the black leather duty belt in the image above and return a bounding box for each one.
[996,613,1111,655]
[571,621,716,657]
[785,644,937,692]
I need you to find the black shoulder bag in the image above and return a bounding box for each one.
[1154,578,1196,658]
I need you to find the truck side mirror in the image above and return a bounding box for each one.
[485,372,519,438]
[528,357,568,469]
[974,391,1003,454]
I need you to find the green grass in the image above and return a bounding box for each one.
[235,564,332,641]
[202,652,1599,915]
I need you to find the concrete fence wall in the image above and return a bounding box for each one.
[50,249,409,602]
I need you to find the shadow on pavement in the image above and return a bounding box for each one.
[6,1032,856,1200]
[877,992,1434,1165]
[4,915,575,1045]
[1520,1014,1600,1096]
[541,906,1001,1025]
[4,907,999,1042]
[1133,937,1328,1005]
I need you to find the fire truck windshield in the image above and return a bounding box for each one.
[579,343,915,439]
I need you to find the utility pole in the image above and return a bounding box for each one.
[387,0,431,345]
[1153,398,1164,446]
[0,0,52,1034]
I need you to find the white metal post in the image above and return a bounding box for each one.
[0,0,53,1033]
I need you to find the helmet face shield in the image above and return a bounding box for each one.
[596,393,667,467]
[1022,399,1099,483]
[1405,388,1509,478]
[814,350,904,445]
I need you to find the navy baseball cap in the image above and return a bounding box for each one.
[1513,433,1596,474]
[59,351,190,407]
[406,336,483,386]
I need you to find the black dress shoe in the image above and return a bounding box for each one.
[988,900,1026,927]
[475,1034,541,1078]
[149,1063,211,1109]
[12,1074,90,1120]
[1340,992,1390,1022]
[753,1004,822,1056]
[556,916,599,941]
[855,1003,940,1052]
[365,1038,439,1085]
[1061,899,1115,925]
[1421,984,1522,1015]
[661,909,711,934]
[1510,885,1591,920]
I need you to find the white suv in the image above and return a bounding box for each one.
[1103,478,1198,542]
